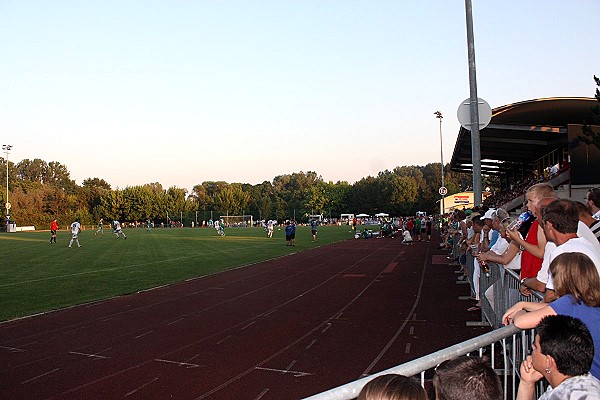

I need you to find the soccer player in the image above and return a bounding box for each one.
[146,219,152,232]
[68,218,81,248]
[95,218,104,236]
[113,219,127,239]
[310,218,318,241]
[50,218,58,244]
[267,220,274,238]
[290,220,296,246]
[214,219,225,236]
[285,221,292,246]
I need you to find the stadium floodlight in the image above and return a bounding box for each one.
[3,144,12,222]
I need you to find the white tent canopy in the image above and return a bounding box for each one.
[356,213,370,218]
[374,212,389,217]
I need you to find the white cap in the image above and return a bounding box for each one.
[482,208,496,220]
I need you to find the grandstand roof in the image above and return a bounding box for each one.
[449,97,598,176]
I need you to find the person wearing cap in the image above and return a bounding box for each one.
[469,208,500,311]
[478,209,521,311]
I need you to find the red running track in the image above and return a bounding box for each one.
[0,236,488,400]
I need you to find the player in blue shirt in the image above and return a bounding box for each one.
[310,219,318,241]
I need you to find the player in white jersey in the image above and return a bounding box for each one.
[113,219,127,239]
[69,218,82,248]
[214,219,225,236]
[95,218,104,236]
[267,220,274,238]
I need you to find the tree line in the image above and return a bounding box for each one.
[0,158,472,228]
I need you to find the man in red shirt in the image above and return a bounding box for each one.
[50,218,58,244]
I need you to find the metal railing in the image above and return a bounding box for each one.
[303,324,540,400]
[305,258,546,400]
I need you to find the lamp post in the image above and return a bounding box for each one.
[434,112,445,215]
[2,144,12,225]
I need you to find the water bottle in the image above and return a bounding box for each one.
[508,210,531,231]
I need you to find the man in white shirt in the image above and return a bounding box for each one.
[113,219,127,239]
[541,199,600,301]
[586,187,600,220]
[69,218,81,248]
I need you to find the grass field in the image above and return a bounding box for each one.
[0,225,359,322]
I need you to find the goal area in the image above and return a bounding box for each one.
[220,215,254,227]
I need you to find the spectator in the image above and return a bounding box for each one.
[457,216,476,275]
[517,196,557,295]
[541,199,600,301]
[503,252,600,379]
[573,200,600,244]
[516,315,600,400]
[586,187,600,220]
[469,208,500,311]
[506,183,555,295]
[401,228,413,245]
[521,198,600,299]
[460,216,483,286]
[478,212,521,311]
[357,374,426,400]
[433,356,502,400]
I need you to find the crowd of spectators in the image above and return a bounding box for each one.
[483,160,570,209]
[429,181,600,399]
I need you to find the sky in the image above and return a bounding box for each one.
[1,1,599,191]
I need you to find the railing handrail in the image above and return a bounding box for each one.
[303,324,521,400]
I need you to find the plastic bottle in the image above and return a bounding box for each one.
[507,210,532,231]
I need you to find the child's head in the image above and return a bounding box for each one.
[358,374,426,400]
[550,252,600,307]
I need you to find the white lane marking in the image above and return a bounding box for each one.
[362,245,431,375]
[69,351,109,360]
[0,345,26,353]
[62,327,84,335]
[21,368,60,384]
[405,343,411,354]
[168,318,184,326]
[125,377,159,397]
[253,388,269,400]
[254,366,314,377]
[409,326,414,335]
[134,330,154,339]
[216,335,232,345]
[240,321,256,330]
[321,323,332,333]
[186,354,201,363]
[154,359,202,369]
[285,360,297,372]
[305,339,317,350]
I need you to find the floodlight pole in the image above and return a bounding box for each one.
[465,0,482,206]
[434,112,445,215]
[2,144,12,224]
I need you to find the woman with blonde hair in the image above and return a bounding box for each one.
[358,374,426,400]
[503,252,600,379]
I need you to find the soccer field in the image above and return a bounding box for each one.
[0,225,359,321]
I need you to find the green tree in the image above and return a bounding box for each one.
[44,161,77,194]
[79,178,112,220]
[16,158,47,183]
[350,176,380,215]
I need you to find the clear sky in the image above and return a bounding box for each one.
[1,1,599,191]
